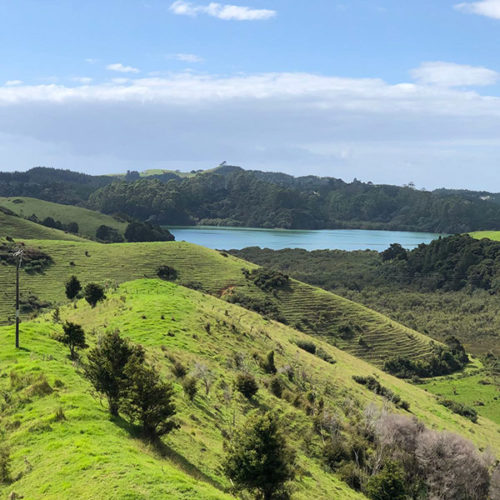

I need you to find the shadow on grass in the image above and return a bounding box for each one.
[111,414,226,493]
[151,437,226,492]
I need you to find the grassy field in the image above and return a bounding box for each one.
[0,197,128,241]
[471,231,500,241]
[0,239,440,369]
[0,211,85,242]
[1,279,498,499]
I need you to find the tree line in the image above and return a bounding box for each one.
[4,166,500,232]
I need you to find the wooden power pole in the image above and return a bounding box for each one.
[14,248,24,349]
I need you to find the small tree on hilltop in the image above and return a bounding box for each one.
[84,283,105,307]
[224,411,296,500]
[60,321,87,359]
[65,275,81,300]
[121,356,178,438]
[84,331,141,416]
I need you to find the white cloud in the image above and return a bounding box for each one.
[1,71,500,189]
[5,80,23,86]
[169,53,204,63]
[455,0,500,19]
[410,61,499,87]
[106,63,140,74]
[72,77,93,84]
[169,1,276,20]
[85,58,98,64]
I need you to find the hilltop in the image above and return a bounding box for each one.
[1,279,498,499]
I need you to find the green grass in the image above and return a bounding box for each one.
[0,197,128,241]
[470,231,500,241]
[2,279,499,499]
[421,359,500,425]
[0,211,85,242]
[0,239,442,369]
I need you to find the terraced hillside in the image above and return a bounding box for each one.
[0,211,85,242]
[1,239,438,368]
[0,196,128,240]
[1,279,498,499]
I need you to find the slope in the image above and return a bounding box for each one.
[1,279,498,499]
[0,211,85,242]
[0,196,128,241]
[0,240,445,369]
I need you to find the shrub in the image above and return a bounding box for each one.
[157,265,178,281]
[244,268,290,292]
[323,438,349,471]
[171,360,187,378]
[262,350,277,374]
[65,275,81,300]
[224,411,296,499]
[125,222,174,242]
[95,225,124,243]
[84,283,105,307]
[439,399,478,423]
[339,462,363,491]
[121,357,178,437]
[182,377,198,401]
[365,460,407,500]
[59,321,87,359]
[269,376,284,398]
[296,340,316,354]
[0,446,11,484]
[235,373,259,399]
[352,376,409,410]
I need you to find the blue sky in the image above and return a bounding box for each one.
[2,0,500,189]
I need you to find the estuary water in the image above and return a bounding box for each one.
[169,226,445,252]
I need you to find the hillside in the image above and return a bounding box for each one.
[0,196,128,241]
[1,279,498,499]
[0,240,443,371]
[0,210,85,242]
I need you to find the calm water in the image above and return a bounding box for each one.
[169,226,445,251]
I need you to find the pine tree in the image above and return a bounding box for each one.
[121,356,178,438]
[65,275,81,300]
[84,331,141,416]
[224,411,296,499]
[60,321,87,359]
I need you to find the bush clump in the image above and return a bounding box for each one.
[439,399,478,423]
[235,373,259,399]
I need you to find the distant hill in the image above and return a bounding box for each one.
[0,208,85,242]
[0,196,128,241]
[3,166,500,232]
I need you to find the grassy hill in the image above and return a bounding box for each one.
[0,240,440,370]
[0,211,85,242]
[1,279,498,499]
[0,197,128,241]
[471,231,500,241]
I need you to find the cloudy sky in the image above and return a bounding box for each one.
[2,0,500,190]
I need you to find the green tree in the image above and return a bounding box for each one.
[365,461,407,500]
[65,275,81,300]
[121,356,178,437]
[84,331,140,416]
[224,411,296,500]
[84,283,106,307]
[236,373,259,399]
[60,321,87,359]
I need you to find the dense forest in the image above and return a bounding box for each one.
[230,235,500,356]
[3,166,500,232]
